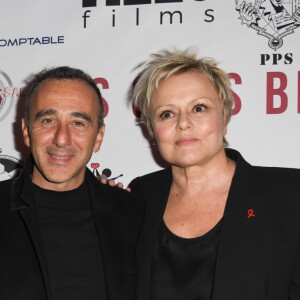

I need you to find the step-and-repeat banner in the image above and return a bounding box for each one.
[1,0,300,185]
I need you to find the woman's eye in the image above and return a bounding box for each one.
[194,104,207,112]
[160,111,172,120]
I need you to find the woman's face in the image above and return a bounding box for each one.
[150,71,227,168]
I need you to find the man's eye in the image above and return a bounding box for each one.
[71,121,89,131]
[160,111,172,120]
[73,121,85,127]
[41,119,54,125]
[194,104,207,112]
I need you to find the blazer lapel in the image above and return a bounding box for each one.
[88,170,119,300]
[11,158,52,300]
[135,168,172,300]
[212,150,264,300]
[18,206,52,300]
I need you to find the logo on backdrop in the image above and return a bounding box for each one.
[81,0,213,28]
[90,162,123,181]
[94,77,109,117]
[0,70,21,122]
[0,149,24,182]
[236,0,300,50]
[0,36,64,48]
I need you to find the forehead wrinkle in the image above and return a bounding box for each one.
[191,97,215,104]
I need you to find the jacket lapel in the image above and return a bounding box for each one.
[10,156,52,300]
[87,170,119,300]
[212,150,262,299]
[18,207,52,300]
[135,168,172,300]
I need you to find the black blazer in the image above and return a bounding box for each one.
[130,149,300,300]
[0,155,143,300]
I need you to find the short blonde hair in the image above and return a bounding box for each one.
[132,49,234,145]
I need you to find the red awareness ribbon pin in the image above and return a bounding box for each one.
[247,209,255,218]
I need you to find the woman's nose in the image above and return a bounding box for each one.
[176,113,192,131]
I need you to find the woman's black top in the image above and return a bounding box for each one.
[150,219,222,300]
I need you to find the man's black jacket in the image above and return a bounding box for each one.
[0,155,143,300]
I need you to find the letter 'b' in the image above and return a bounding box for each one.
[266,72,287,114]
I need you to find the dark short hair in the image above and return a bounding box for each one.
[25,66,104,128]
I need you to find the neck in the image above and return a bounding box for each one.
[31,169,85,192]
[171,149,235,194]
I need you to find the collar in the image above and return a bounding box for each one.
[10,154,97,211]
[10,154,35,210]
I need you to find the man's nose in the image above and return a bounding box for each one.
[52,123,72,148]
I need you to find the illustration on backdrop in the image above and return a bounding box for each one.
[90,162,123,181]
[0,148,24,182]
[236,0,300,50]
[0,70,20,122]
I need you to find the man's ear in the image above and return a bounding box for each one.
[93,124,105,153]
[22,118,31,148]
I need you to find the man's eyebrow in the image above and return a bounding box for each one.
[34,110,93,124]
[71,112,92,123]
[35,109,57,120]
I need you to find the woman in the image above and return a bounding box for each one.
[128,49,300,300]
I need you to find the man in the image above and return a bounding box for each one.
[0,67,143,300]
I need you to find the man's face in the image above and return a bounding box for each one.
[22,79,105,191]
